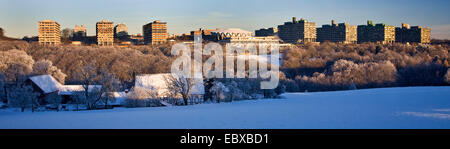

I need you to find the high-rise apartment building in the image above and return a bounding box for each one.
[277,17,316,43]
[357,20,395,44]
[395,23,431,44]
[255,27,278,37]
[38,19,61,45]
[73,25,87,41]
[143,20,168,45]
[96,20,114,46]
[317,20,357,44]
[114,23,128,37]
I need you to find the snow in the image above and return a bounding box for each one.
[159,101,172,107]
[28,75,63,94]
[59,85,102,95]
[28,75,102,95]
[0,86,449,129]
[135,73,205,97]
[108,92,128,106]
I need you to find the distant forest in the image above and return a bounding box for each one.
[281,42,449,92]
[0,37,449,93]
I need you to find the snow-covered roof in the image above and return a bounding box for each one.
[28,75,103,95]
[108,92,128,105]
[135,73,205,97]
[59,85,102,95]
[29,75,64,94]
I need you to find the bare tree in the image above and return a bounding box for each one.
[74,63,101,110]
[445,69,450,84]
[99,70,120,109]
[165,75,195,106]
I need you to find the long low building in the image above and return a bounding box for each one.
[211,28,281,44]
[27,75,102,104]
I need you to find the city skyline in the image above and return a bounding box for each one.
[1,0,450,39]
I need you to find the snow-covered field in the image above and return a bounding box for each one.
[1,87,449,129]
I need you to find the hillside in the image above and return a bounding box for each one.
[0,28,20,41]
[0,86,449,129]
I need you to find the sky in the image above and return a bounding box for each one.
[1,0,449,39]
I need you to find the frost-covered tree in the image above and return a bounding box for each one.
[225,81,246,102]
[165,75,195,105]
[32,59,67,84]
[210,81,229,103]
[125,87,157,108]
[5,63,31,83]
[8,84,38,112]
[0,50,34,82]
[99,70,121,109]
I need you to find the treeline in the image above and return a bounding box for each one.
[1,40,449,95]
[281,42,450,92]
[0,41,175,86]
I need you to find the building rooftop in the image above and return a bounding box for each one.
[29,75,64,94]
[212,28,252,34]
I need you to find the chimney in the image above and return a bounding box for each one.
[292,17,297,23]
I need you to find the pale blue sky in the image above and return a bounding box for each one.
[1,0,449,39]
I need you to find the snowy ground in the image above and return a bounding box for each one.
[1,86,449,129]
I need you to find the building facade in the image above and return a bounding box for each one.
[143,20,168,45]
[38,19,61,45]
[114,23,128,38]
[317,20,357,44]
[277,17,316,43]
[73,25,87,41]
[255,27,278,37]
[130,34,144,45]
[395,23,431,44]
[211,28,280,44]
[357,20,395,44]
[189,28,219,41]
[96,20,114,46]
